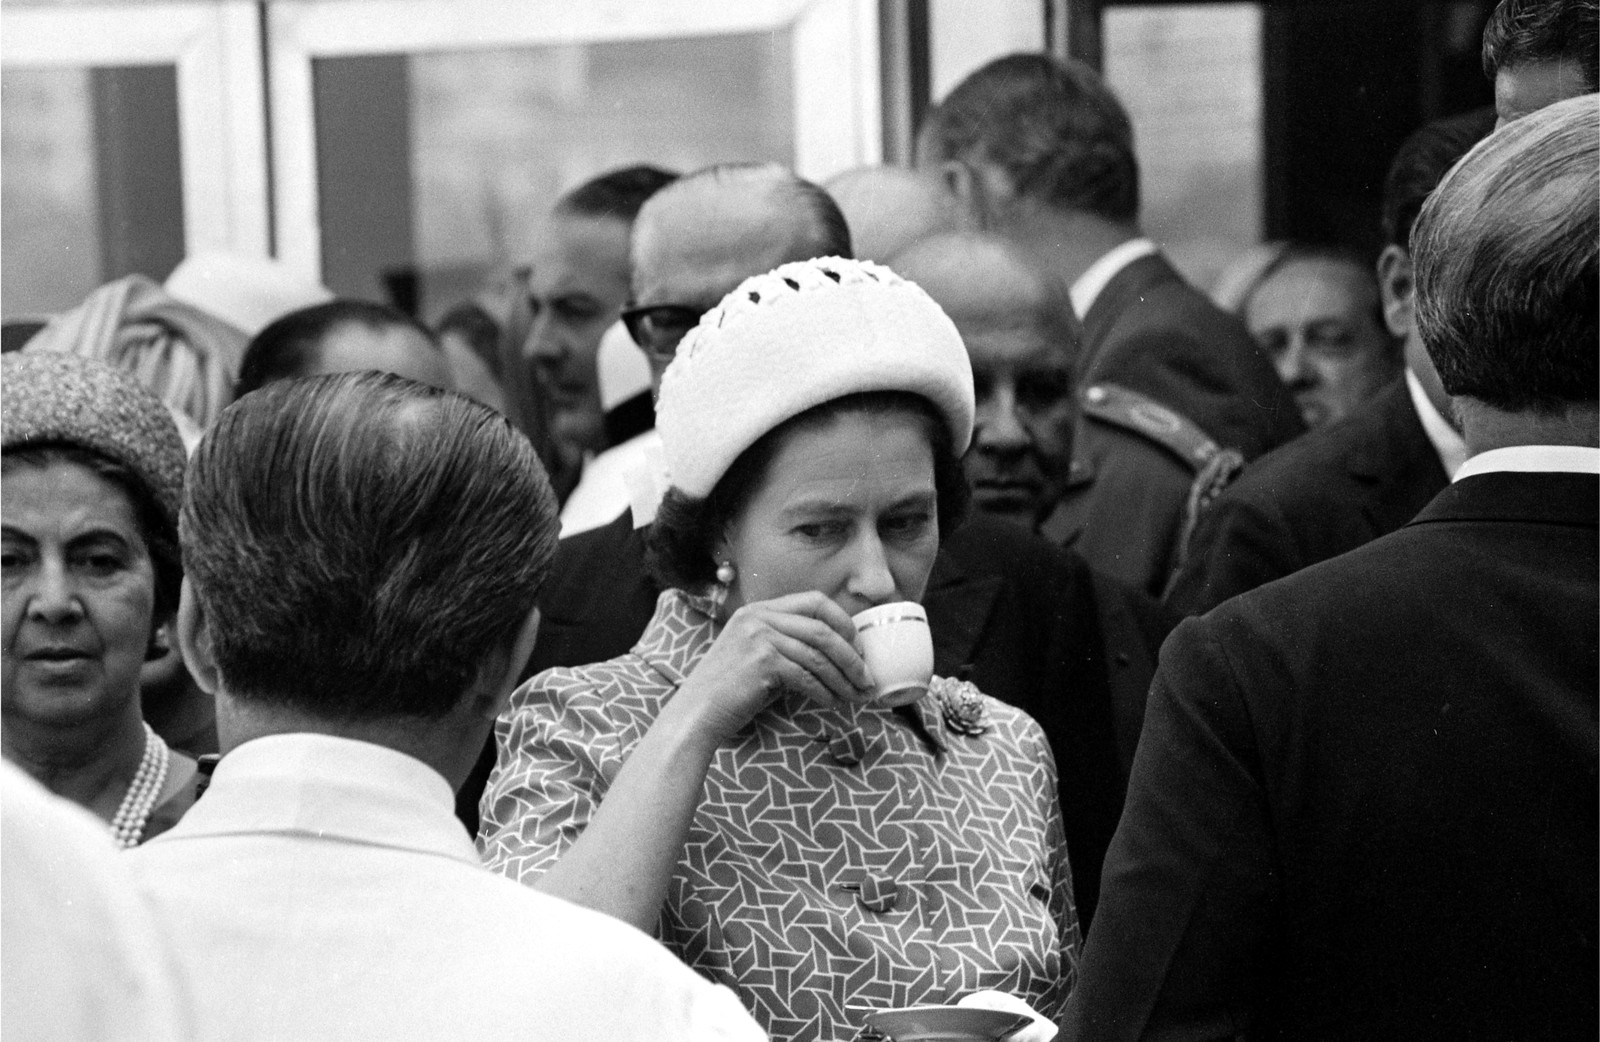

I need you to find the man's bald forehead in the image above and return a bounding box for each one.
[823,165,957,262]
[894,231,1073,333]
[634,175,812,270]
[631,165,846,283]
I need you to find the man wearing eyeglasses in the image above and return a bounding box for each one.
[622,163,854,387]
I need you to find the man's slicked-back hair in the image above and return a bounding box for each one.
[1482,0,1599,90]
[237,299,439,397]
[917,53,1139,223]
[555,164,679,225]
[1381,108,1498,249]
[181,371,559,720]
[1413,94,1597,412]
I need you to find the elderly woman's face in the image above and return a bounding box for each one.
[719,409,941,617]
[1,460,157,726]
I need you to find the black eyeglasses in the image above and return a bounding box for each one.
[620,303,710,360]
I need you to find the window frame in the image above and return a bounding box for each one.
[1,1,270,259]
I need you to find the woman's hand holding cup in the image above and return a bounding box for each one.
[677,592,877,745]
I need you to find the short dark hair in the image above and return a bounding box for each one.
[435,301,503,379]
[1381,108,1498,249]
[1482,0,1599,90]
[556,165,679,224]
[237,299,440,398]
[182,371,560,719]
[2,444,181,621]
[917,53,1139,223]
[1413,95,1597,412]
[646,391,969,593]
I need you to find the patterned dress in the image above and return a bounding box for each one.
[480,589,1078,1041]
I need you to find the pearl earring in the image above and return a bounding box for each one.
[716,562,736,586]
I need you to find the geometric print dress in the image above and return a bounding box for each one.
[479,589,1079,1042]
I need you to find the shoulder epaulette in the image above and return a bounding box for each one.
[1080,382,1228,474]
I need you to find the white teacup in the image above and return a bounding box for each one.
[851,602,935,707]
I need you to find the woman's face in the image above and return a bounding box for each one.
[2,460,157,727]
[719,409,941,617]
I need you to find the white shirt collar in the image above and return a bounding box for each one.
[1069,237,1159,318]
[1405,369,1470,478]
[161,732,478,863]
[1453,444,1600,482]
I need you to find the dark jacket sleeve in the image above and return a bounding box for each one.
[1062,615,1277,1042]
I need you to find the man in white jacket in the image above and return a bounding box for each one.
[127,370,763,1042]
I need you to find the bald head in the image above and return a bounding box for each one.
[893,231,1080,528]
[893,231,1078,354]
[824,165,960,263]
[628,163,852,384]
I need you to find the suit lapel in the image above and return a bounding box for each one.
[1345,380,1451,534]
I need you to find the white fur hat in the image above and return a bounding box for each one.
[655,256,974,498]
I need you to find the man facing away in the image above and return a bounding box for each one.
[128,372,763,1041]
[1065,94,1599,1041]
[914,54,1304,595]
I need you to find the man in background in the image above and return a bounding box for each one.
[1237,244,1402,430]
[915,54,1302,595]
[525,165,677,496]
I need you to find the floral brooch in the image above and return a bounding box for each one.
[931,676,990,737]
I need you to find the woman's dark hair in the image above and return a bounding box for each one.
[646,391,970,593]
[1,443,181,622]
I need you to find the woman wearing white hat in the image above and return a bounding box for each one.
[480,258,1076,1040]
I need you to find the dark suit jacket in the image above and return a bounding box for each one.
[460,508,1170,930]
[1064,471,1599,1041]
[1165,378,1447,616]
[1081,253,1304,460]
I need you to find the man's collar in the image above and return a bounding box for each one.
[1405,368,1470,478]
[151,732,478,863]
[1069,238,1159,318]
[1454,444,1600,482]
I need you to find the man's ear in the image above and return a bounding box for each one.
[476,607,541,723]
[936,160,994,231]
[1376,244,1414,340]
[174,578,222,696]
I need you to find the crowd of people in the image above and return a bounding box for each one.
[2,1,1595,1039]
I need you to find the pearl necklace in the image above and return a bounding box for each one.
[110,722,170,849]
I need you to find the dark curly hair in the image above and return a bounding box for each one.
[646,391,970,594]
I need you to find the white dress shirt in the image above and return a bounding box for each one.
[1453,444,1600,482]
[1068,237,1159,318]
[1405,368,1470,478]
[559,428,662,538]
[127,733,764,1042]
